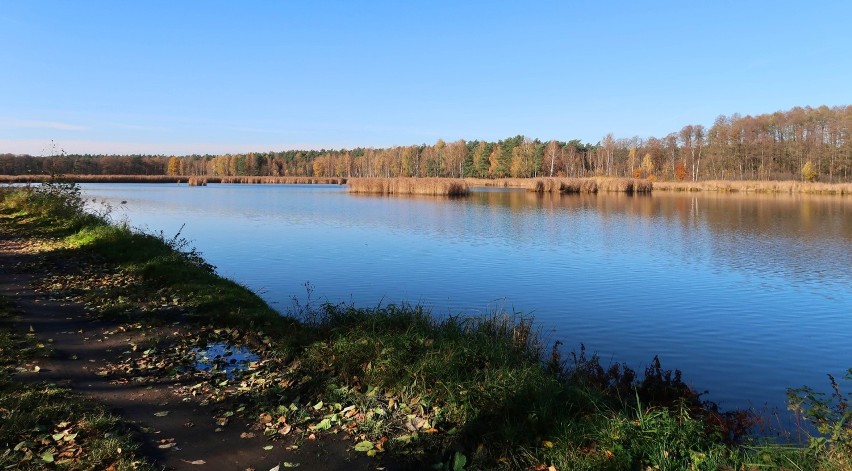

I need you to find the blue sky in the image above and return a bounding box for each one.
[2,1,850,155]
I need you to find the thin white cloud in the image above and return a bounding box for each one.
[0,118,89,131]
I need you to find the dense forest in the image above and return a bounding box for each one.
[3,105,851,182]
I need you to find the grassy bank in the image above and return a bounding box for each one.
[1,182,849,470]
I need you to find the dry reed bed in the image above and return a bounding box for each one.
[527,177,653,194]
[347,177,470,196]
[653,180,852,195]
[210,176,347,185]
[464,177,530,188]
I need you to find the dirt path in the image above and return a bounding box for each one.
[0,232,390,471]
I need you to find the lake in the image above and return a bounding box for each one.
[81,183,852,420]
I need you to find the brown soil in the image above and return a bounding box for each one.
[0,230,396,471]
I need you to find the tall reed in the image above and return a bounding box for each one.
[347,177,470,196]
[653,180,852,195]
[527,177,652,194]
[463,177,530,188]
[211,176,347,184]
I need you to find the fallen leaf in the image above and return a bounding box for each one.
[263,445,274,451]
[282,463,300,468]
[240,432,256,439]
[158,443,176,449]
[354,441,374,452]
[309,418,331,431]
[154,411,170,417]
[181,459,207,465]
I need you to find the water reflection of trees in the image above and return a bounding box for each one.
[463,189,852,285]
[655,193,852,286]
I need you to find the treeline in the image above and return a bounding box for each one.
[2,105,850,182]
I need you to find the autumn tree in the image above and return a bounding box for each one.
[166,156,180,176]
[488,145,503,178]
[801,160,818,182]
[601,133,616,176]
[641,153,655,178]
[544,140,561,177]
[445,139,467,178]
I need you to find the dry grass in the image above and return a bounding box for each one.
[527,177,652,194]
[653,180,852,195]
[347,177,470,196]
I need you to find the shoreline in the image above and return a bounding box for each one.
[0,183,847,469]
[2,174,850,195]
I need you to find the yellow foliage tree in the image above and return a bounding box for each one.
[641,153,655,178]
[801,160,818,182]
[166,156,179,176]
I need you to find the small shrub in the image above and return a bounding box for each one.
[787,369,852,458]
[801,160,818,182]
[674,162,688,181]
[27,179,86,219]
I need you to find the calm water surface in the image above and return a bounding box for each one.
[82,183,852,416]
